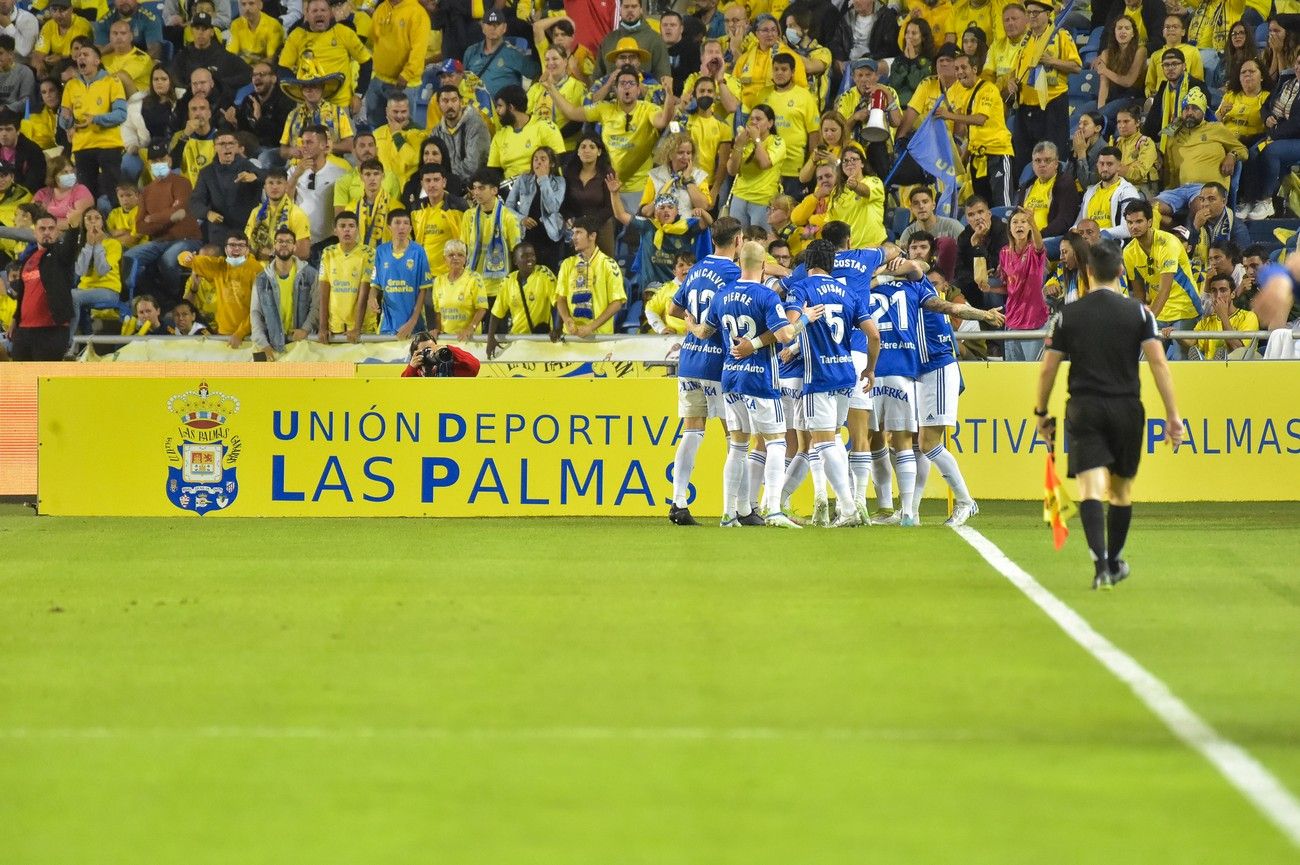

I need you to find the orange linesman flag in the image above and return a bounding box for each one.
[1043,449,1075,550]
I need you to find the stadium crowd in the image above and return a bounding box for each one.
[0,0,1298,362]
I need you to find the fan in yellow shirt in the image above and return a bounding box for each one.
[177,236,261,347]
[32,1,92,77]
[758,55,821,186]
[548,70,674,191]
[410,166,465,278]
[278,0,372,108]
[726,104,787,223]
[556,216,626,336]
[107,186,142,249]
[732,14,809,109]
[488,244,558,350]
[227,0,286,62]
[826,144,886,246]
[61,55,128,154]
[940,53,1015,206]
[899,0,958,46]
[318,212,378,338]
[246,170,312,260]
[101,22,155,93]
[643,253,693,335]
[429,240,489,340]
[486,86,567,182]
[1177,273,1258,360]
[1122,200,1204,326]
[340,160,395,248]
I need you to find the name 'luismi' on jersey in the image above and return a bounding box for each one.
[786,273,865,394]
[673,254,741,382]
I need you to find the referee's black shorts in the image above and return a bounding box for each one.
[1065,396,1145,479]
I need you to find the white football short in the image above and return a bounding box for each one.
[917,363,960,428]
[724,392,786,436]
[870,375,918,433]
[849,350,874,411]
[779,377,807,431]
[803,388,852,432]
[678,377,724,419]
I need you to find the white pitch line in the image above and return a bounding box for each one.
[953,525,1300,850]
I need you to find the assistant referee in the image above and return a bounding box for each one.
[1033,239,1184,590]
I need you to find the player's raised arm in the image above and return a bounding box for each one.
[923,295,1005,326]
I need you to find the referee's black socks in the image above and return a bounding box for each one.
[1079,500,1108,576]
[1107,505,1132,571]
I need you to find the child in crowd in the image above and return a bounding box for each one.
[171,299,210,336]
[184,244,221,323]
[107,182,142,249]
[644,251,692,334]
[121,295,174,336]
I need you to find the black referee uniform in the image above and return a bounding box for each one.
[1045,292,1157,481]
[1041,287,1164,589]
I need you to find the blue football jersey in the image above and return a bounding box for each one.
[704,279,789,399]
[916,279,958,375]
[832,248,887,353]
[869,276,936,379]
[673,254,740,381]
[787,273,866,393]
[372,242,432,334]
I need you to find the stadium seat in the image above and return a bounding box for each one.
[1068,71,1099,106]
[1078,27,1103,66]
[891,206,910,239]
[992,205,1014,222]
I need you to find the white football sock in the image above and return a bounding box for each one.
[735,444,753,516]
[848,451,872,504]
[747,449,766,512]
[819,442,855,508]
[927,444,972,503]
[871,447,893,510]
[671,429,704,508]
[762,440,787,514]
[913,448,931,513]
[781,451,809,504]
[896,449,917,517]
[808,447,828,501]
[723,441,747,517]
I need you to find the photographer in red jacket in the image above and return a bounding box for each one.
[401,330,481,377]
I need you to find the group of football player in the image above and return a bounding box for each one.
[666,216,1005,528]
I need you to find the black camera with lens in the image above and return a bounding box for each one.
[419,346,456,376]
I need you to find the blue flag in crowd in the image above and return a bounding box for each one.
[905,112,961,219]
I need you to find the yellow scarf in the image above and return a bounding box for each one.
[652,216,689,248]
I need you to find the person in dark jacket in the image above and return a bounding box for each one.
[234,59,293,167]
[250,227,319,358]
[0,204,85,360]
[0,108,45,194]
[190,128,263,246]
[170,12,251,98]
[954,195,1009,309]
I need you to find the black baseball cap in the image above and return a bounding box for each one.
[191,11,214,27]
[482,9,507,25]
[147,141,169,159]
[0,162,15,176]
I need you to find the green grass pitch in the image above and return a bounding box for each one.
[3,502,1299,864]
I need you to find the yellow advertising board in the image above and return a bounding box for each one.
[36,364,1300,517]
